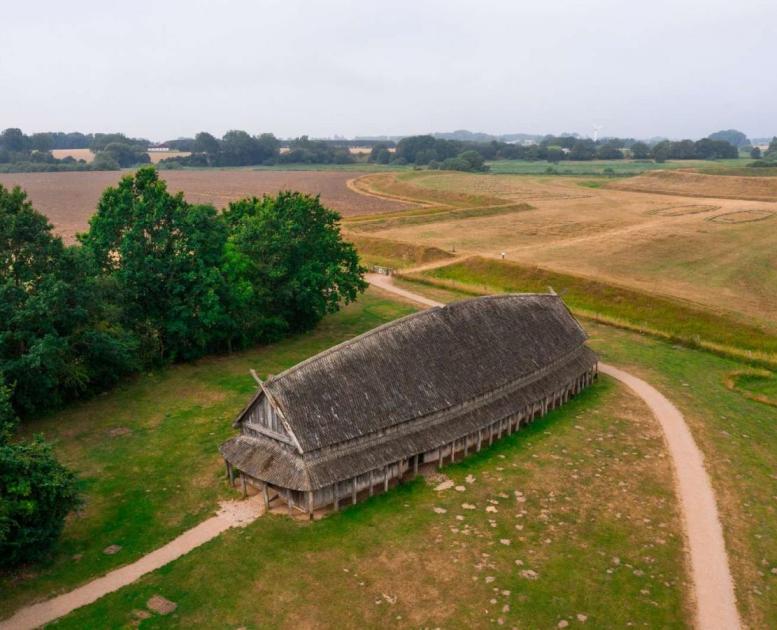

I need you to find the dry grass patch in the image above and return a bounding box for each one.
[608,170,777,202]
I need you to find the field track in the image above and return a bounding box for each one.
[0,170,412,243]
[367,272,742,630]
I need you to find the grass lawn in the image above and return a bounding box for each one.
[396,277,777,629]
[486,158,749,176]
[53,376,688,629]
[0,291,415,618]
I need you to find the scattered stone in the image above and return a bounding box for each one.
[382,593,397,605]
[131,610,151,620]
[485,576,496,583]
[558,620,569,629]
[72,553,83,562]
[433,507,447,514]
[462,503,476,510]
[520,569,538,580]
[435,480,455,491]
[455,485,466,492]
[108,427,131,438]
[486,505,498,513]
[146,595,177,615]
[577,613,588,622]
[103,544,122,555]
[500,539,511,546]
[514,559,524,566]
[771,567,777,575]
[465,474,476,484]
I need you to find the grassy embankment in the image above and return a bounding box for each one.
[394,256,777,369]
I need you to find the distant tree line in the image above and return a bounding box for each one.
[378,133,741,169]
[0,166,366,566]
[0,129,150,173]
[157,131,358,168]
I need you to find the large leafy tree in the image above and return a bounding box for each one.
[81,167,230,362]
[0,185,136,415]
[0,378,80,568]
[222,192,367,344]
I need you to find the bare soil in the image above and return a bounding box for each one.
[0,170,412,243]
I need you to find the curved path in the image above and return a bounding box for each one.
[0,498,263,630]
[368,273,741,630]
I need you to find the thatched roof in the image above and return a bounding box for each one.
[220,294,597,491]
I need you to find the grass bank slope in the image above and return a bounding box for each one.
[400,256,777,367]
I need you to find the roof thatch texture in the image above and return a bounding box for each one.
[220,294,597,491]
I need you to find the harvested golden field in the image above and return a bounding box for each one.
[349,172,777,332]
[0,170,411,242]
[51,148,95,162]
[147,150,191,163]
[608,169,777,201]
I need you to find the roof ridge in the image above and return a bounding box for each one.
[265,293,560,387]
[265,306,440,385]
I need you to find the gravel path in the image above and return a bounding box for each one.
[0,498,263,630]
[367,274,741,630]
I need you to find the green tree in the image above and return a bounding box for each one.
[0,185,136,415]
[193,131,220,160]
[222,192,367,340]
[458,150,486,171]
[569,139,596,160]
[0,433,81,567]
[766,137,777,159]
[81,167,229,363]
[708,129,749,148]
[630,142,651,159]
[750,146,762,159]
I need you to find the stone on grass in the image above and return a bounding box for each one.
[520,569,538,580]
[462,503,476,510]
[435,480,455,491]
[103,544,122,555]
[558,620,569,629]
[455,485,466,492]
[577,613,588,622]
[433,507,447,514]
[146,595,177,615]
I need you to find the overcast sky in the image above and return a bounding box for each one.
[2,0,775,141]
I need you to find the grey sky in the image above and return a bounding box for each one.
[3,0,775,140]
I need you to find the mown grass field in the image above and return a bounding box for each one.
[0,289,693,628]
[393,278,777,629]
[48,373,689,629]
[353,170,777,332]
[487,158,747,176]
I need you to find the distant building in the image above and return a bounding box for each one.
[220,294,598,516]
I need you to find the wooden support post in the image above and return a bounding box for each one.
[352,478,357,504]
[450,440,455,463]
[369,469,374,497]
[263,483,270,510]
[384,467,389,492]
[477,430,482,452]
[287,490,293,517]
[333,483,339,512]
[413,453,419,475]
[464,436,469,457]
[438,449,443,470]
[307,491,314,520]
[489,423,494,445]
[227,462,234,485]
[241,473,247,498]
